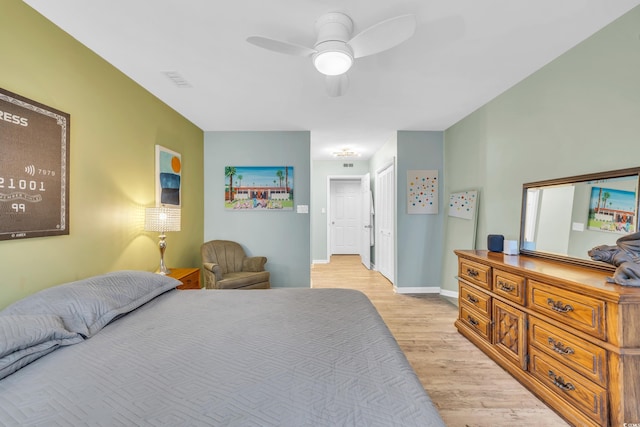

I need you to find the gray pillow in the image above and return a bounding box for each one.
[0,314,83,380]
[1,270,180,337]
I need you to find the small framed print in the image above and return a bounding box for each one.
[155,145,182,207]
[408,170,438,214]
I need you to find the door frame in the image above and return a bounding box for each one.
[360,172,371,270]
[374,159,395,284]
[326,175,367,262]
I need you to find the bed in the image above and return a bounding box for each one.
[0,271,445,426]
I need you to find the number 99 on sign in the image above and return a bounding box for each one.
[12,203,26,213]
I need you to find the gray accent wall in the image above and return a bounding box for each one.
[364,131,446,289]
[204,131,311,287]
[441,6,640,293]
[396,131,445,289]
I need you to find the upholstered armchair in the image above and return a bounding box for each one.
[201,240,270,289]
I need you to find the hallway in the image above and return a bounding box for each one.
[311,255,568,427]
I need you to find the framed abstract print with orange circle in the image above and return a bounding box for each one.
[155,145,181,207]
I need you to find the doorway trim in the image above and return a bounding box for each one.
[374,159,395,284]
[326,175,367,263]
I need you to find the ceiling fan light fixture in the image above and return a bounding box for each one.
[313,41,353,76]
[332,148,361,158]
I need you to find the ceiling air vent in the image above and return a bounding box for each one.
[343,163,354,168]
[162,71,192,88]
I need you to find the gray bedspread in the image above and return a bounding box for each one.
[0,288,445,426]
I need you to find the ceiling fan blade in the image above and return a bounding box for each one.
[325,74,349,97]
[348,14,417,59]
[246,36,316,57]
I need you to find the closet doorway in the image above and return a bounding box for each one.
[375,161,395,284]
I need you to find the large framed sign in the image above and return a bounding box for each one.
[0,88,70,240]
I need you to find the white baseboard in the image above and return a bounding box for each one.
[394,286,441,294]
[392,286,459,299]
[439,289,459,299]
[312,259,329,265]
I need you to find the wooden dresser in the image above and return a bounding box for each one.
[454,250,640,427]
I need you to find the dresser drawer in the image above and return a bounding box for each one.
[459,304,491,342]
[493,269,525,305]
[528,280,605,340]
[459,283,491,317]
[529,347,608,425]
[458,258,491,290]
[176,269,201,290]
[529,316,607,387]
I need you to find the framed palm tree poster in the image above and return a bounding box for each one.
[224,166,293,210]
[587,186,635,234]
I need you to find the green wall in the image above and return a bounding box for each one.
[441,5,640,293]
[204,131,310,287]
[0,0,204,309]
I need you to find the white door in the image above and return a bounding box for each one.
[360,173,372,269]
[375,163,395,283]
[330,179,361,255]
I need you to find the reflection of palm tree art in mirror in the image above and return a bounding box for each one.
[224,166,293,210]
[588,186,636,233]
[520,167,640,269]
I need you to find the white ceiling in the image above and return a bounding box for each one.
[23,0,640,159]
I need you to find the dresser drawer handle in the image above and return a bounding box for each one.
[466,268,479,278]
[467,316,479,327]
[547,337,575,355]
[546,298,574,313]
[548,370,575,392]
[466,295,479,304]
[498,281,515,292]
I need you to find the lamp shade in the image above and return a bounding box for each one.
[145,207,181,233]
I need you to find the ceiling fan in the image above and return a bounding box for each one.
[247,12,417,97]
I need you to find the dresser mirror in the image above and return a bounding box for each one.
[520,167,640,270]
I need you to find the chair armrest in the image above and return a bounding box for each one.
[242,256,267,272]
[203,262,223,280]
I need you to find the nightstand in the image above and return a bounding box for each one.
[167,268,201,290]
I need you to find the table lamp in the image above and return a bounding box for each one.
[144,207,181,275]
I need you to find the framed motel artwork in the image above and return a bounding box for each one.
[224,166,293,210]
[0,88,70,241]
[587,186,636,234]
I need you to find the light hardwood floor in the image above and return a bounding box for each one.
[311,255,569,427]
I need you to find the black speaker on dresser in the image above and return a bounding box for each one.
[487,234,504,252]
